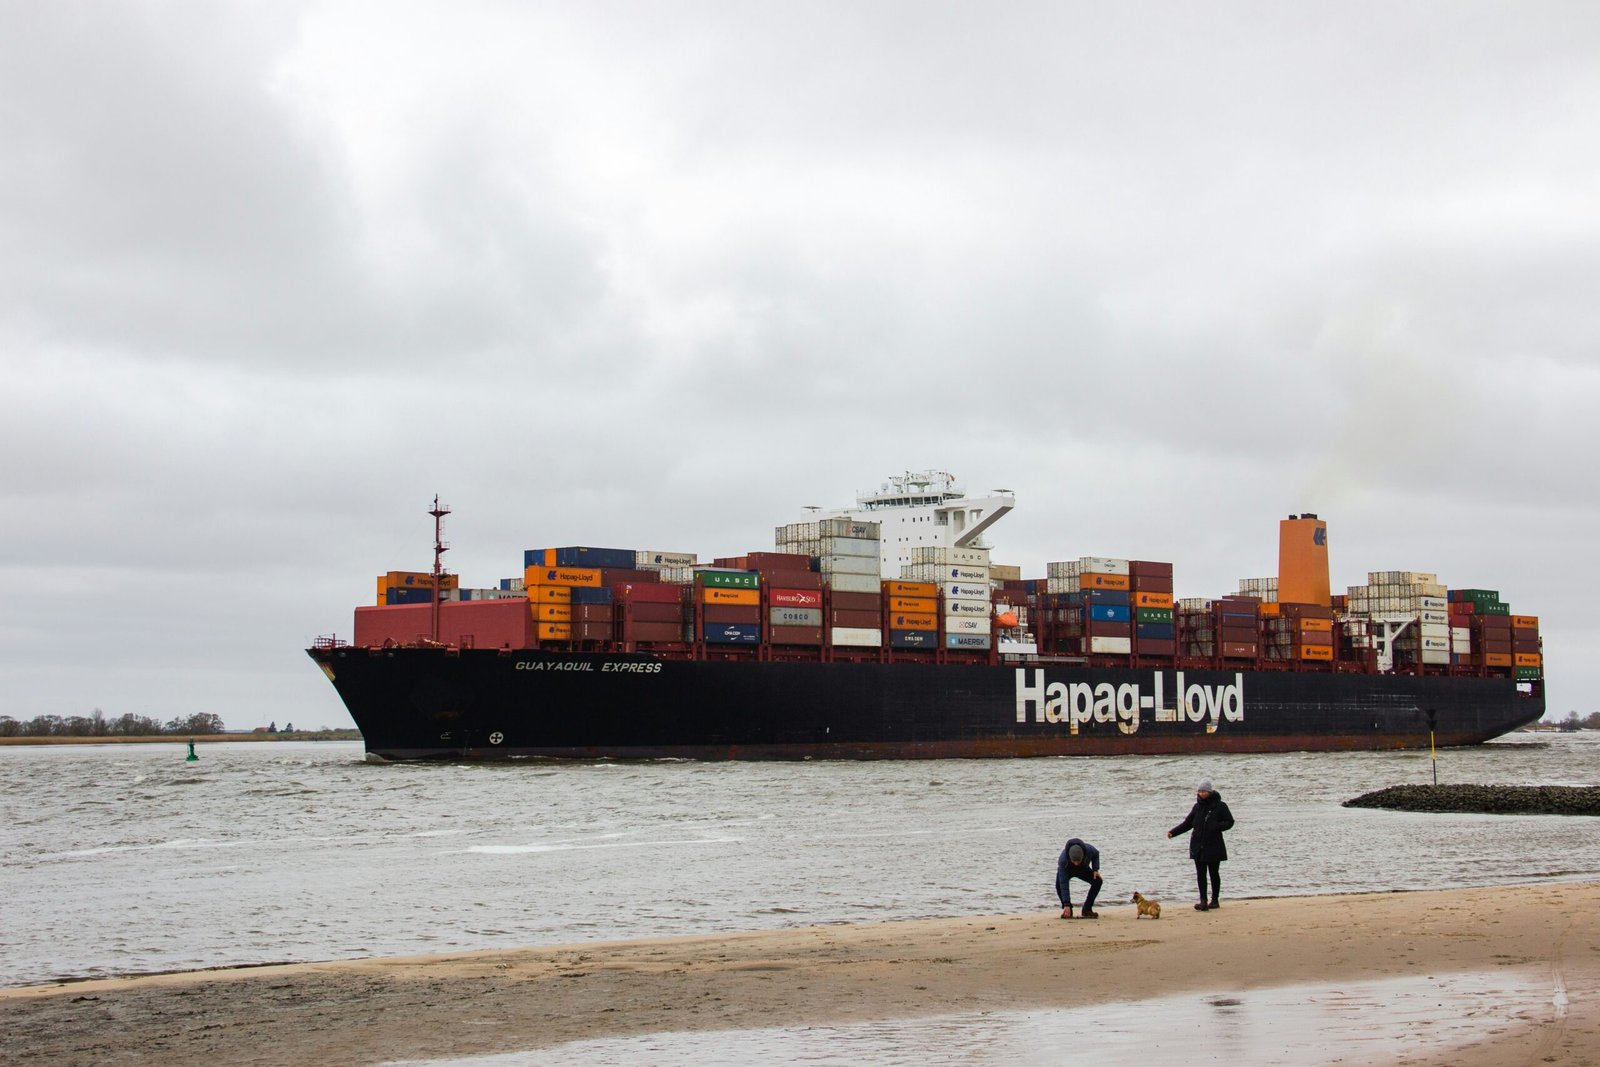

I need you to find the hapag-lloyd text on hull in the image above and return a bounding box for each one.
[1015,669,1245,734]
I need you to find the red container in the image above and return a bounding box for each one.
[1129,560,1174,579]
[769,625,823,645]
[570,622,614,642]
[765,570,822,590]
[570,604,613,623]
[354,600,534,650]
[623,602,683,623]
[625,621,684,643]
[1134,638,1176,655]
[1221,642,1258,657]
[1294,630,1334,647]
[743,551,815,573]
[1129,576,1174,594]
[600,568,659,585]
[1220,622,1259,641]
[1085,621,1131,638]
[1280,602,1334,619]
[831,609,882,629]
[703,605,761,625]
[831,591,882,612]
[770,588,823,607]
[616,583,683,604]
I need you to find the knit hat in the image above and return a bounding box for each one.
[1068,844,1084,864]
[1197,778,1213,793]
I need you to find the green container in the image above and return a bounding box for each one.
[1515,666,1542,680]
[697,570,760,590]
[1477,602,1510,616]
[1135,607,1174,623]
[1453,589,1500,606]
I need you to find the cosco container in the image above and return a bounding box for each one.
[770,607,823,627]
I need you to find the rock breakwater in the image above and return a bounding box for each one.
[1344,784,1600,815]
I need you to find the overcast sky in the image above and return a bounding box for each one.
[4,1,1597,730]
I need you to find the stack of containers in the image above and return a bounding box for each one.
[1130,560,1175,657]
[1448,590,1521,674]
[906,546,992,651]
[522,562,605,642]
[696,569,762,645]
[1077,557,1130,656]
[377,571,457,605]
[1348,572,1450,667]
[616,580,687,645]
[1512,615,1542,680]
[1237,577,1279,603]
[883,579,939,650]
[1176,599,1216,657]
[751,552,824,647]
[1264,603,1334,663]
[819,519,883,648]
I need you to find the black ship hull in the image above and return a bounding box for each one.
[308,647,1544,761]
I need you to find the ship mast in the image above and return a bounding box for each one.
[429,495,451,643]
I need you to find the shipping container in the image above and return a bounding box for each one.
[886,595,938,614]
[831,627,883,647]
[770,606,824,627]
[884,580,938,598]
[697,570,760,590]
[523,565,602,588]
[890,629,938,649]
[945,633,993,650]
[769,625,823,646]
[770,588,824,607]
[703,605,761,625]
[635,550,697,569]
[831,609,882,629]
[702,623,761,645]
[889,611,938,630]
[615,582,682,604]
[535,622,573,641]
[701,587,760,606]
[1088,635,1131,655]
[827,572,882,594]
[624,621,684,643]
[622,602,683,624]
[831,591,882,612]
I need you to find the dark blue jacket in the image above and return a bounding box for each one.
[1170,790,1235,863]
[1055,838,1101,902]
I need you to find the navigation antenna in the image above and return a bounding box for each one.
[429,495,452,643]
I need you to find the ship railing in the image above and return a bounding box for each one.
[312,635,349,650]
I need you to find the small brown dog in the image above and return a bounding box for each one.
[1131,892,1162,919]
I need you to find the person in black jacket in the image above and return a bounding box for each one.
[1054,837,1103,919]
[1168,778,1234,911]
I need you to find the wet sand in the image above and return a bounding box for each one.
[3,882,1595,1066]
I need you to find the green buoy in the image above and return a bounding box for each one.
[186,738,198,762]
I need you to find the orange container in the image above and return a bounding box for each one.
[1259,602,1282,618]
[1298,617,1333,633]
[883,580,938,597]
[1133,591,1173,609]
[1511,615,1539,629]
[531,603,572,623]
[1299,644,1334,661]
[528,584,573,603]
[888,612,938,630]
[701,587,759,606]
[523,565,602,588]
[1514,652,1542,667]
[1078,571,1130,591]
[1483,652,1513,667]
[886,596,938,614]
[535,622,573,640]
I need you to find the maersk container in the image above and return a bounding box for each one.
[830,626,883,647]
[702,623,761,644]
[771,606,823,627]
[945,633,992,650]
[1088,635,1132,655]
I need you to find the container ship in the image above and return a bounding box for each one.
[308,473,1545,760]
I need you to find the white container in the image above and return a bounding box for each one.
[910,546,991,566]
[1419,596,1447,611]
[830,627,882,647]
[820,535,881,559]
[1045,576,1077,594]
[945,633,992,650]
[945,599,991,617]
[1420,609,1449,626]
[770,607,822,627]
[636,550,697,568]
[820,555,879,576]
[1046,560,1076,579]
[937,565,990,583]
[943,615,992,634]
[942,581,991,604]
[819,518,880,539]
[1421,650,1451,664]
[1421,636,1451,652]
[1089,635,1132,655]
[827,572,881,594]
[1080,557,1130,576]
[1419,623,1451,638]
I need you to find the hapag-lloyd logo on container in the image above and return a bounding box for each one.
[1014,670,1244,736]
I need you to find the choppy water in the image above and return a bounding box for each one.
[1,734,1595,988]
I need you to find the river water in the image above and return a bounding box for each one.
[1,734,1595,989]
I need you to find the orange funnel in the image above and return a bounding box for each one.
[1278,515,1330,606]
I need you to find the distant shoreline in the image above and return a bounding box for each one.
[0,733,360,747]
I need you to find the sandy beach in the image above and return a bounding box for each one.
[4,882,1595,1065]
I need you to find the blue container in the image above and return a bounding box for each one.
[1136,622,1175,640]
[1075,588,1131,607]
[889,629,938,649]
[524,547,637,570]
[386,587,433,605]
[945,633,993,650]
[570,586,615,605]
[1089,604,1131,623]
[702,622,761,645]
